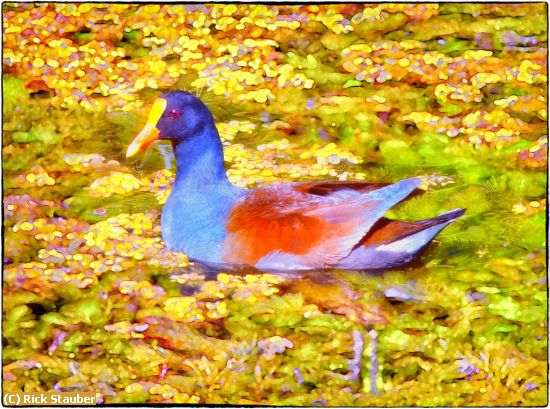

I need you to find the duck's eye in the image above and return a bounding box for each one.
[166,109,181,120]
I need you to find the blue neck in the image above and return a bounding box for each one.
[171,126,232,192]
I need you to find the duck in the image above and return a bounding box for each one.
[126,91,464,271]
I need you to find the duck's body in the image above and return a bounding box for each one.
[127,91,464,271]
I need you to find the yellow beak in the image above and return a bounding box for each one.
[126,98,168,158]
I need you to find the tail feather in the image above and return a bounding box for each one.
[337,208,465,270]
[361,208,465,248]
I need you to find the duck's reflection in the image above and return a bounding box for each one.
[170,262,426,326]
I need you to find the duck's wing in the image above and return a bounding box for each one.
[221,177,424,270]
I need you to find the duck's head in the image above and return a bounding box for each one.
[126,91,214,157]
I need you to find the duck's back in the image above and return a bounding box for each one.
[220,178,425,270]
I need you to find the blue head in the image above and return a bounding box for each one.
[126,91,234,191]
[126,91,219,157]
